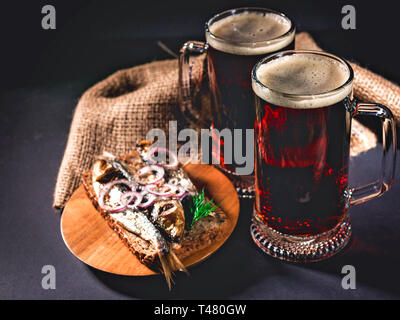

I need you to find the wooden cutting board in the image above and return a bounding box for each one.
[61,164,240,276]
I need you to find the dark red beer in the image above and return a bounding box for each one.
[208,45,294,171]
[205,8,295,174]
[254,101,350,236]
[252,50,354,237]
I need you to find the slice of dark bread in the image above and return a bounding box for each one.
[81,151,230,271]
[172,211,230,260]
[82,170,158,267]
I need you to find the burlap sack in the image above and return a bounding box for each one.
[53,32,398,209]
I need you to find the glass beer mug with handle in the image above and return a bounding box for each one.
[179,7,295,197]
[251,50,397,262]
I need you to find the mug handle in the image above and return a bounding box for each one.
[178,41,209,126]
[350,102,397,206]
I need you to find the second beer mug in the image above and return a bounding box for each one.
[251,50,397,262]
[179,7,295,197]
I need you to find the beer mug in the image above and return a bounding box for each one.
[179,7,295,197]
[251,50,397,262]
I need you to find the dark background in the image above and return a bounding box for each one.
[1,0,400,299]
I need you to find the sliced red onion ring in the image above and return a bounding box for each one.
[145,147,178,169]
[135,165,164,185]
[98,179,132,213]
[120,191,143,209]
[145,183,177,197]
[138,192,156,208]
[173,185,186,199]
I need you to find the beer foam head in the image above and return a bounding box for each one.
[206,10,294,55]
[252,52,353,109]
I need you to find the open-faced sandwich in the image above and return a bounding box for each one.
[82,140,230,289]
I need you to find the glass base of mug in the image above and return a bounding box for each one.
[250,213,352,262]
[214,165,254,198]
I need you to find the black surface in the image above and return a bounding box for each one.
[1,0,400,299]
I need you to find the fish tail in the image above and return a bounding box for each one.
[158,252,173,290]
[168,250,189,275]
[158,251,189,289]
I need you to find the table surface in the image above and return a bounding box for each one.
[1,0,400,299]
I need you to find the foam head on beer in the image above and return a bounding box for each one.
[207,11,294,55]
[253,52,353,108]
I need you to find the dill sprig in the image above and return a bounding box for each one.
[190,188,218,229]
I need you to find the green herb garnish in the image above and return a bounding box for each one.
[190,188,218,229]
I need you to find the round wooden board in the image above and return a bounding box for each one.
[61,164,239,276]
